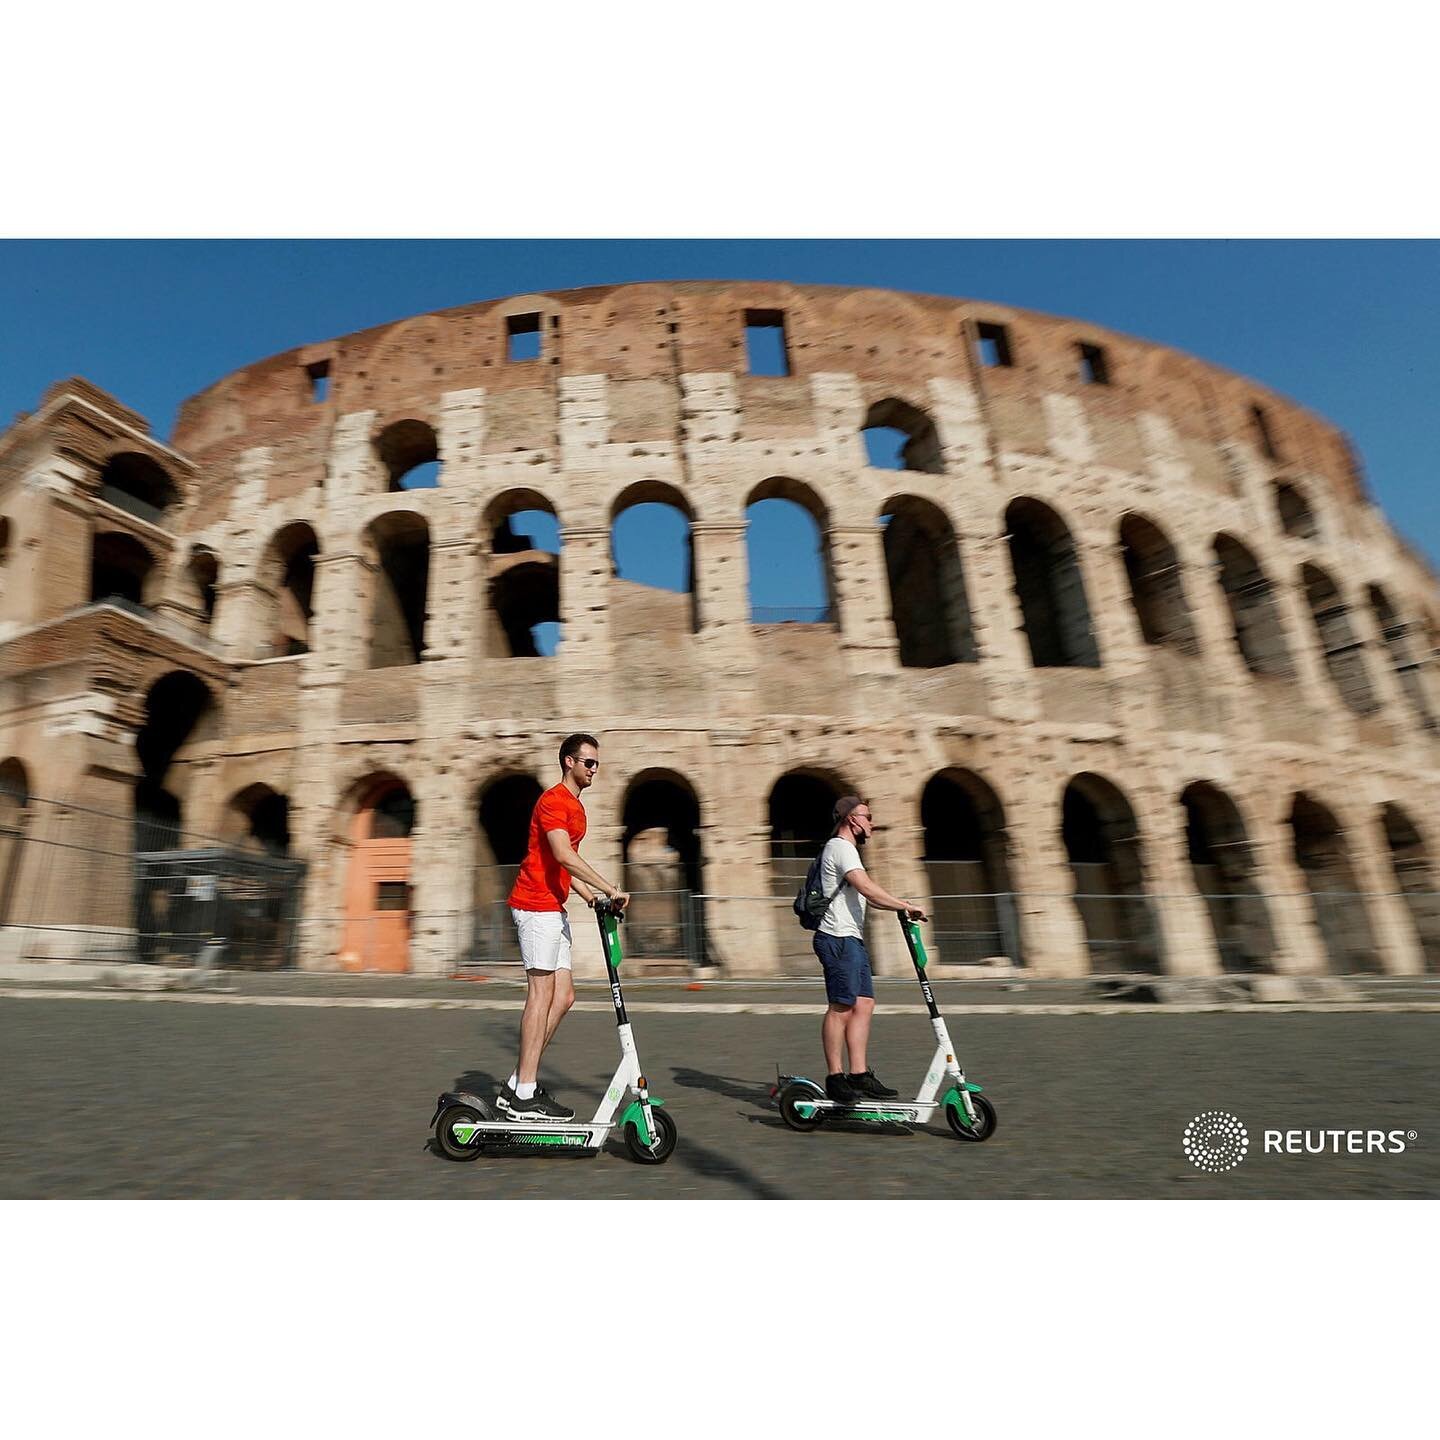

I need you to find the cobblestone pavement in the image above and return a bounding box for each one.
[1,994,1435,1198]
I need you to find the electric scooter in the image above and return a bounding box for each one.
[431,896,677,1164]
[772,913,997,1141]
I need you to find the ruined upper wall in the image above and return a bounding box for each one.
[168,281,1371,514]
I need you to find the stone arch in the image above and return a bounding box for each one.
[134,670,219,849]
[611,480,697,636]
[1300,563,1379,715]
[98,451,179,521]
[91,530,158,607]
[1275,479,1319,540]
[861,396,944,474]
[746,477,835,624]
[1378,802,1440,973]
[767,766,854,970]
[621,769,705,964]
[1180,780,1276,972]
[880,494,977,666]
[1061,772,1161,973]
[1119,512,1200,655]
[223,782,292,856]
[469,770,544,965]
[257,521,320,658]
[339,771,417,972]
[375,417,442,491]
[921,768,1020,966]
[1367,583,1435,729]
[363,509,431,667]
[482,489,561,658]
[1212,533,1295,679]
[0,757,32,926]
[1005,497,1100,668]
[183,544,220,627]
[1287,791,1379,973]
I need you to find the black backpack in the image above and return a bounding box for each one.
[792,846,846,931]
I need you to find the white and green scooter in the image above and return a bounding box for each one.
[431,897,676,1165]
[773,914,998,1141]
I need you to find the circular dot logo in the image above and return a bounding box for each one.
[1183,1110,1250,1173]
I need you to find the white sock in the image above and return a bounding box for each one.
[516,1081,537,1100]
[506,1073,518,1091]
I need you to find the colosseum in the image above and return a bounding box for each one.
[1,281,1437,985]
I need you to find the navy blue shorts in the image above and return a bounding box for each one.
[813,933,875,1006]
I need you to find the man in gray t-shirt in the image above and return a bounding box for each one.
[812,795,928,1104]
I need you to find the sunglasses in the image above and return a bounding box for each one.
[575,758,600,770]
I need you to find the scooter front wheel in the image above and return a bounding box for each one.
[625,1107,677,1164]
[777,1082,825,1132]
[436,1104,485,1162]
[946,1093,997,1142]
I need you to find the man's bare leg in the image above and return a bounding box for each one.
[516,970,555,1086]
[843,994,875,1074]
[542,969,575,1050]
[822,1002,851,1074]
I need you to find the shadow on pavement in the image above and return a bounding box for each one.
[670,1066,774,1109]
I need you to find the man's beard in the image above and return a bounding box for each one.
[854,830,869,847]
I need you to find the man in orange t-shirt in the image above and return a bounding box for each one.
[496,732,630,1122]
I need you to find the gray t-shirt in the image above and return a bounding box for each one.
[816,836,867,939]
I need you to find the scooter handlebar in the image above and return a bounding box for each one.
[593,895,625,921]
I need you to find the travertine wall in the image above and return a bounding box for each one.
[2,283,1438,979]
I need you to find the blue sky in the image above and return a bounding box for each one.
[2,241,1435,608]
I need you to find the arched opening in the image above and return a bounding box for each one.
[769,769,849,970]
[340,774,415,972]
[0,758,31,926]
[98,452,179,523]
[365,511,430,667]
[1379,803,1440,973]
[1301,563,1379,715]
[1180,782,1276,972]
[1120,513,1200,654]
[1288,792,1379,973]
[223,783,292,857]
[1005,498,1100,668]
[861,397,943,474]
[1275,481,1319,540]
[921,769,1020,966]
[0,515,11,568]
[746,479,834,625]
[1368,585,1435,729]
[133,671,216,852]
[483,492,561,657]
[376,419,442,491]
[470,772,543,965]
[259,522,319,657]
[622,771,704,965]
[90,531,155,608]
[611,483,697,636]
[881,496,977,666]
[1061,773,1161,973]
[1212,534,1295,678]
[185,546,219,628]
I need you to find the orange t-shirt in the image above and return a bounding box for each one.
[507,783,587,912]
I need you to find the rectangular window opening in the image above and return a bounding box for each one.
[744,309,790,376]
[507,313,543,362]
[1078,342,1109,385]
[305,360,331,402]
[976,322,1013,368]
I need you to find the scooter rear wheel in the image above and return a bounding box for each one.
[778,1082,825,1132]
[436,1104,486,1162]
[624,1107,677,1164]
[946,1093,997,1142]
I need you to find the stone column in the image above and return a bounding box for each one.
[1002,789,1092,979]
[1248,807,1329,976]
[308,551,373,680]
[1134,794,1224,977]
[1336,801,1425,976]
[422,535,476,667]
[825,523,897,674]
[957,516,1038,723]
[211,577,275,659]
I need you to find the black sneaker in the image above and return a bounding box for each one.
[506,1087,575,1122]
[825,1073,860,1104]
[495,1082,520,1119]
[847,1069,899,1098]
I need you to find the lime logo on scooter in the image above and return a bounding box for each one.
[1182,1110,1249,1173]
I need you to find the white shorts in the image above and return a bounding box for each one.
[511,907,573,972]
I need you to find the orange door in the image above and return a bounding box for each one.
[341,798,413,972]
